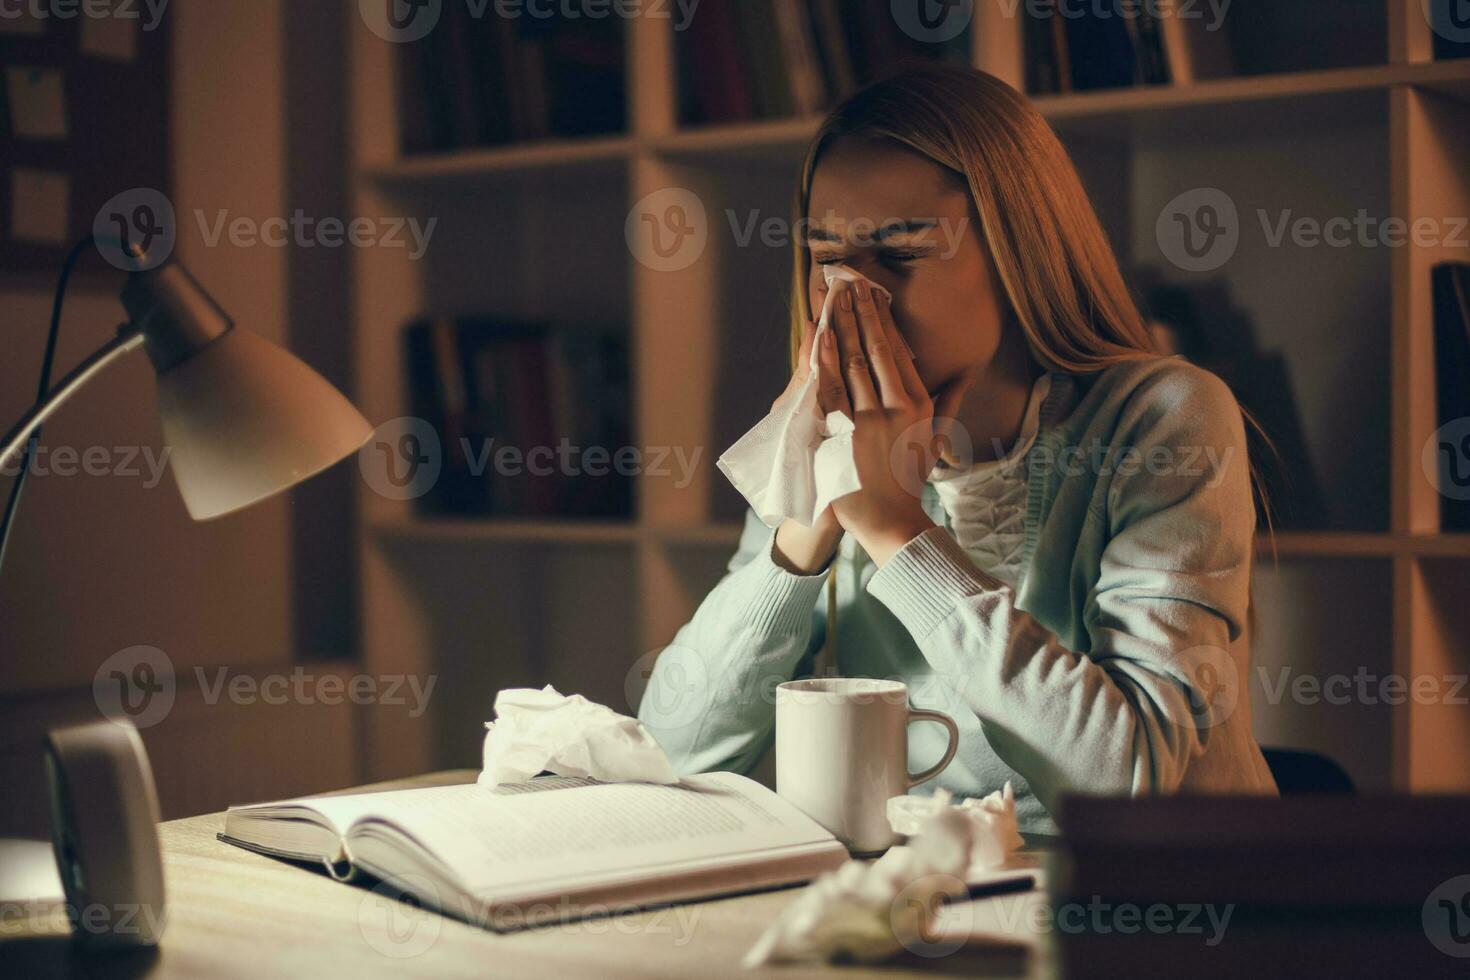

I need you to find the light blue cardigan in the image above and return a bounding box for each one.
[638,357,1278,832]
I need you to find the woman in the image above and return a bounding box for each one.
[637,65,1277,833]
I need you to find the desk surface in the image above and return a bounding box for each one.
[1,771,1048,979]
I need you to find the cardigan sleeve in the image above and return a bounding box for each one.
[636,510,829,776]
[866,367,1256,811]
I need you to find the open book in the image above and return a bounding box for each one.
[220,772,848,930]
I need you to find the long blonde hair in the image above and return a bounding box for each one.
[790,64,1159,372]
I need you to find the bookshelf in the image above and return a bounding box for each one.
[348,0,1470,793]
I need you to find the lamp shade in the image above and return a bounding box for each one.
[155,327,373,520]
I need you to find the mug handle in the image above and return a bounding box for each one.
[906,708,960,788]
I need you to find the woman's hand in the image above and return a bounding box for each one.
[817,279,972,566]
[772,315,843,575]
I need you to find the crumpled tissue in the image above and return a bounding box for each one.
[716,264,892,528]
[478,685,678,788]
[742,807,974,967]
[742,783,1023,968]
[887,782,1024,875]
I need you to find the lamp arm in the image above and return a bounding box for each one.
[1,325,147,476]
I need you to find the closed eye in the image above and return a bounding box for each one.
[881,244,937,262]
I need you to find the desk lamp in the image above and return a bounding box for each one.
[0,239,374,948]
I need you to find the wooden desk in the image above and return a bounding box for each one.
[0,771,1046,979]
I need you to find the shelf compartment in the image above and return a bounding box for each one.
[1058,89,1394,532]
[1250,557,1396,791]
[1400,558,1470,790]
[358,64,1470,182]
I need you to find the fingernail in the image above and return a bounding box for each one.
[821,329,834,350]
[840,290,852,311]
[854,281,868,301]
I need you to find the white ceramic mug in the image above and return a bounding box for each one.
[775,678,960,854]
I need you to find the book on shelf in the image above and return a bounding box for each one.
[1432,263,1470,532]
[396,6,625,154]
[1152,0,1233,86]
[403,317,632,520]
[677,0,753,125]
[220,772,849,931]
[1024,0,1232,95]
[676,0,969,126]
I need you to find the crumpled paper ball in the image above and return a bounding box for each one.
[887,782,1024,873]
[743,783,1026,968]
[478,685,678,788]
[742,807,975,968]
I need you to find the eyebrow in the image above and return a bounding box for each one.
[805,219,939,244]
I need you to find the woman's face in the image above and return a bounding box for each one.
[805,137,1010,395]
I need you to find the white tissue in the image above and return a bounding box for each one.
[477,685,678,788]
[717,265,892,528]
[742,808,974,968]
[743,783,1023,968]
[887,783,1024,875]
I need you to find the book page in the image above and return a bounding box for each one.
[343,772,835,896]
[232,774,600,830]
[222,775,599,864]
